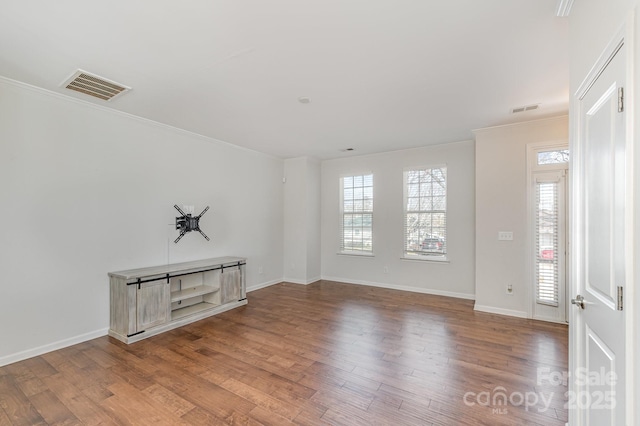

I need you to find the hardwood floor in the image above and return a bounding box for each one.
[0,280,568,425]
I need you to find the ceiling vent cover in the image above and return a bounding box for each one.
[61,70,131,101]
[511,104,539,114]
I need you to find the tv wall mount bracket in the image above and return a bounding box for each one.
[174,204,210,244]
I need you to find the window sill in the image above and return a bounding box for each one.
[337,251,375,258]
[401,255,449,263]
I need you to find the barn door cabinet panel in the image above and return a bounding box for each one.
[137,281,170,331]
[109,257,247,343]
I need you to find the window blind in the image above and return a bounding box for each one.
[535,181,559,306]
[340,174,373,253]
[403,167,447,258]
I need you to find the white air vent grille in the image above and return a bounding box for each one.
[61,70,131,101]
[511,104,539,114]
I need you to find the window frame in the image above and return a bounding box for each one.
[526,140,568,322]
[402,165,448,262]
[339,173,374,256]
[534,178,561,307]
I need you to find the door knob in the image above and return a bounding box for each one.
[571,294,585,309]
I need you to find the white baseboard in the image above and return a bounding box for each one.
[0,328,109,367]
[2,279,282,367]
[474,304,528,319]
[0,278,480,368]
[531,315,568,325]
[321,276,475,300]
[282,276,321,285]
[247,278,282,292]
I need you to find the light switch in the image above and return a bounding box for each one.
[498,231,513,241]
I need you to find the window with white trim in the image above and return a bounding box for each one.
[537,149,569,165]
[340,174,373,254]
[535,180,560,306]
[403,167,447,259]
[528,142,568,323]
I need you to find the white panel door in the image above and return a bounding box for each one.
[573,44,626,424]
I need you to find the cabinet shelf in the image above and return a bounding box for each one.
[109,256,246,344]
[171,285,219,303]
[171,302,218,321]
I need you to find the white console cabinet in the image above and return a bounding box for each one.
[109,257,246,343]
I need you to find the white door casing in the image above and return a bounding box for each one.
[571,34,628,425]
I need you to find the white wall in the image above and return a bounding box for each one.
[283,158,308,282]
[0,78,284,366]
[473,116,569,317]
[283,157,321,284]
[306,159,321,281]
[321,141,476,298]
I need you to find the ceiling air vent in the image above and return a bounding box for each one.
[60,70,131,101]
[511,104,539,114]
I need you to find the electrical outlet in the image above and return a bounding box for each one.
[506,284,513,295]
[258,266,264,274]
[383,266,389,273]
[498,231,514,241]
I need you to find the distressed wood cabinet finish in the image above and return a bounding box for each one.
[136,281,169,330]
[109,257,246,343]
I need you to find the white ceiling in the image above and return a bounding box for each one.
[0,1,569,160]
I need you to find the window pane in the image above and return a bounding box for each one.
[420,198,431,210]
[419,213,430,229]
[406,213,419,229]
[408,183,419,197]
[354,187,363,200]
[433,198,446,210]
[432,212,445,226]
[433,185,445,196]
[404,167,447,257]
[537,150,570,165]
[408,197,420,211]
[343,215,353,227]
[536,182,559,306]
[341,174,373,253]
[364,186,373,199]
